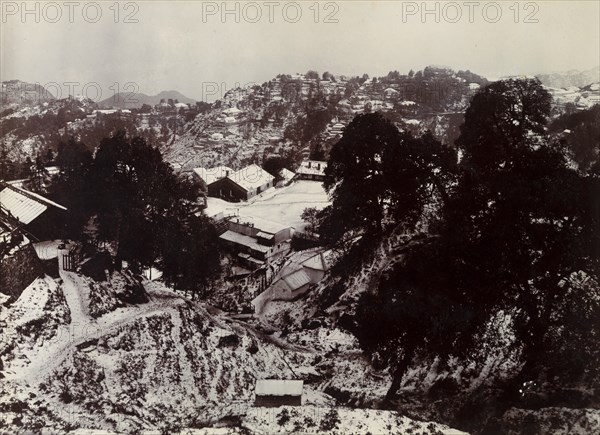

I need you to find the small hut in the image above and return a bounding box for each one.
[254,379,303,407]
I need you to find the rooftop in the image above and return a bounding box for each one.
[296,160,327,177]
[255,379,303,397]
[282,269,311,291]
[193,166,233,185]
[219,230,270,254]
[0,184,67,225]
[228,164,275,191]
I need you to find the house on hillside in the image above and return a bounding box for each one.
[219,216,293,269]
[295,160,327,182]
[0,182,67,242]
[208,164,275,202]
[193,166,233,188]
[254,379,303,407]
[1,182,67,298]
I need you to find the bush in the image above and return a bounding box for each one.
[319,409,340,431]
[277,409,290,426]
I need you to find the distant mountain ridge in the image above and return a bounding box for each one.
[98,90,197,109]
[536,66,600,89]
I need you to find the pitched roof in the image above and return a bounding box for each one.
[0,184,66,225]
[282,269,311,291]
[279,168,295,180]
[302,252,329,271]
[193,166,233,185]
[227,164,274,191]
[255,379,303,396]
[219,230,270,254]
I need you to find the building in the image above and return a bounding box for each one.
[219,216,293,269]
[208,164,275,202]
[295,160,327,182]
[0,182,67,242]
[254,379,303,407]
[193,166,233,186]
[252,249,331,311]
[1,182,67,298]
[277,168,295,187]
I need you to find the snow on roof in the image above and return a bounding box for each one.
[282,269,311,291]
[279,168,295,180]
[255,379,303,397]
[296,160,327,177]
[219,230,270,253]
[256,231,274,240]
[302,252,329,272]
[0,184,66,225]
[193,166,233,185]
[232,215,289,235]
[205,197,233,218]
[228,164,275,191]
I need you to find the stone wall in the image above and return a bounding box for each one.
[0,243,44,300]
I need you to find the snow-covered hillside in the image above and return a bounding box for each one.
[0,269,473,434]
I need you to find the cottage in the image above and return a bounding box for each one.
[295,160,327,182]
[1,183,67,297]
[193,166,233,186]
[219,216,293,268]
[208,164,274,202]
[0,182,67,241]
[254,379,303,407]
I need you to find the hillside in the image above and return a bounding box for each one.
[97,90,197,109]
[536,66,600,89]
[1,66,488,180]
[0,269,470,434]
[1,80,55,109]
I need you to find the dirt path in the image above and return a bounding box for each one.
[10,276,187,386]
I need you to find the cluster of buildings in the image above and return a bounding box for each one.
[546,83,600,109]
[217,106,246,125]
[195,159,327,279]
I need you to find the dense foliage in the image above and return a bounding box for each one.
[321,79,600,405]
[52,131,221,297]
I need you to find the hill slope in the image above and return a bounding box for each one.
[1,80,55,108]
[98,90,196,109]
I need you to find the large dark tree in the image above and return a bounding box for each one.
[352,78,600,405]
[324,113,399,235]
[322,112,456,243]
[449,79,600,386]
[160,214,221,299]
[88,132,210,276]
[53,138,94,239]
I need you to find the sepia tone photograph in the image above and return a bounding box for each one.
[1,1,599,433]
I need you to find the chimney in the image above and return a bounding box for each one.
[308,161,311,168]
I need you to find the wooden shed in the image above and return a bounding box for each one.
[254,379,303,407]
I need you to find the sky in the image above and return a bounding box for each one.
[1,1,599,102]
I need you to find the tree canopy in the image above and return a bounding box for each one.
[325,79,600,404]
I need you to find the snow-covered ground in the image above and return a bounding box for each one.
[206,180,330,231]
